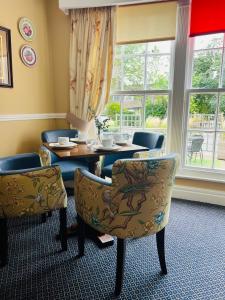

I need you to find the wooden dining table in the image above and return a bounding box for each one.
[43,142,148,248]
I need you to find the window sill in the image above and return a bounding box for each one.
[176,167,225,184]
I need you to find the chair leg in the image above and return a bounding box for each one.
[114,238,126,297]
[59,208,67,251]
[48,211,52,217]
[41,213,47,223]
[156,227,167,275]
[77,214,85,257]
[0,218,8,267]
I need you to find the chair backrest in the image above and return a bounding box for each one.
[0,164,67,218]
[41,129,78,143]
[190,137,204,152]
[0,153,41,173]
[108,154,178,238]
[133,131,164,149]
[103,131,165,167]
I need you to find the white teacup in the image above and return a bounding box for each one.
[114,134,127,143]
[102,138,113,148]
[58,137,69,145]
[78,131,87,141]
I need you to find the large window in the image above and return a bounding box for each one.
[184,33,225,171]
[103,41,174,144]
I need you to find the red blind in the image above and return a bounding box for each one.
[190,0,225,37]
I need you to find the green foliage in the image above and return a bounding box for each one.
[190,94,215,114]
[105,102,120,119]
[145,96,167,119]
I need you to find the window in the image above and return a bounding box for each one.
[184,33,225,171]
[103,40,174,146]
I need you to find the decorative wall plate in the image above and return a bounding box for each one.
[18,17,35,41]
[20,45,37,67]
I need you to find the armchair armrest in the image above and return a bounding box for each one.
[0,166,67,218]
[75,168,113,234]
[39,146,52,166]
[133,148,163,159]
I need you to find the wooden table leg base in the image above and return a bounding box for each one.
[56,223,114,248]
[95,234,114,248]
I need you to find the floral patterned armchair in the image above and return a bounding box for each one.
[75,154,179,296]
[0,153,68,267]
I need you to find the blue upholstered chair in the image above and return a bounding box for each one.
[101,131,165,178]
[0,153,67,267]
[40,129,88,182]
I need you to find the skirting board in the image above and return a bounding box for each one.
[173,185,225,206]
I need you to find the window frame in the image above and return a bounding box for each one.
[109,40,175,150]
[182,33,225,174]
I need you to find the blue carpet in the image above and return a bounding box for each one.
[0,198,225,300]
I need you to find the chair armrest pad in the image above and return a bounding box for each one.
[77,169,112,187]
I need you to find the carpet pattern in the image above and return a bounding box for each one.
[0,198,225,300]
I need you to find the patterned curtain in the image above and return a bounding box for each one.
[68,6,116,128]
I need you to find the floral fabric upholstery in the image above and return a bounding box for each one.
[39,147,51,167]
[0,166,67,218]
[75,155,179,239]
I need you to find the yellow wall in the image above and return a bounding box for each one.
[46,0,70,114]
[0,120,56,156]
[0,0,54,114]
[0,0,69,156]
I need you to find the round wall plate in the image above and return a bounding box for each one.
[18,17,35,41]
[20,45,37,67]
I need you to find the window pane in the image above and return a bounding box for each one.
[147,40,172,54]
[103,96,121,131]
[123,43,146,55]
[193,33,224,50]
[122,95,143,128]
[146,55,170,89]
[185,131,214,168]
[144,95,168,133]
[215,132,225,170]
[123,56,145,90]
[192,49,222,89]
[218,94,225,130]
[188,94,217,130]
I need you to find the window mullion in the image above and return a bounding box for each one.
[218,34,225,88]
[212,93,220,168]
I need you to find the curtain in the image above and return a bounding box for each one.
[68,6,116,129]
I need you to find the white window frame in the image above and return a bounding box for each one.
[172,0,225,183]
[110,40,175,150]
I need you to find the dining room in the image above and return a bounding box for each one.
[0,0,225,299]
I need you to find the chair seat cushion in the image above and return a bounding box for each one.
[101,164,113,178]
[52,160,88,181]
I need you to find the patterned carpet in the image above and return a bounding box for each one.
[0,198,225,300]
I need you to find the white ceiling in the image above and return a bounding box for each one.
[59,0,170,10]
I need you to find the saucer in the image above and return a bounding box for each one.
[93,144,121,151]
[70,138,86,144]
[49,142,77,149]
[115,141,128,146]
